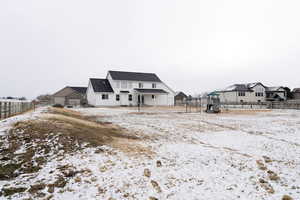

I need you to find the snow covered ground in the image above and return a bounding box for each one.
[1,107,300,199]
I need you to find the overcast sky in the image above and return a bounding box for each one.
[1,0,300,99]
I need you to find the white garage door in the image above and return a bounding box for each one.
[69,99,80,106]
[54,97,65,105]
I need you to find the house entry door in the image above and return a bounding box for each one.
[138,95,145,105]
[120,94,128,106]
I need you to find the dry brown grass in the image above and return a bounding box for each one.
[0,107,154,197]
[49,107,109,124]
[19,108,152,156]
[220,109,272,115]
[50,107,84,118]
[17,112,140,149]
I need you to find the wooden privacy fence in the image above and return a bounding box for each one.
[0,100,34,120]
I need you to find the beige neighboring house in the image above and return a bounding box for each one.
[217,82,287,103]
[217,82,266,103]
[52,86,87,106]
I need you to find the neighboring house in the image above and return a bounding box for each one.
[174,91,187,106]
[265,87,287,101]
[217,82,266,103]
[87,70,175,106]
[52,86,87,106]
[292,88,300,99]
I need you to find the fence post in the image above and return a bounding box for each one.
[4,102,7,118]
[8,102,11,117]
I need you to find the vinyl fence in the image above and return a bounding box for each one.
[182,99,300,112]
[219,101,300,110]
[0,100,34,120]
[269,101,300,110]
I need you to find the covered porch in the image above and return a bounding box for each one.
[134,88,169,106]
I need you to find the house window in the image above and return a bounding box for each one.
[128,82,132,89]
[152,83,156,88]
[238,92,245,96]
[102,94,109,100]
[152,95,155,99]
[256,92,264,97]
[128,94,132,101]
[121,81,127,89]
[116,94,120,101]
[139,83,143,88]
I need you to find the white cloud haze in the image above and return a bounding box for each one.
[1,0,300,99]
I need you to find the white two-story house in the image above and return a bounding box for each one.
[86,70,175,106]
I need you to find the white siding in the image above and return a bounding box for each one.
[88,72,175,106]
[86,81,97,106]
[93,93,117,106]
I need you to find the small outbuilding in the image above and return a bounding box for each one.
[292,88,300,100]
[174,91,188,106]
[52,86,87,106]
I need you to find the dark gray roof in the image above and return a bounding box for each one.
[223,84,252,92]
[266,86,285,92]
[69,87,87,94]
[175,91,188,98]
[234,84,251,91]
[90,79,114,93]
[293,88,300,93]
[108,70,162,82]
[221,82,265,92]
[134,88,168,93]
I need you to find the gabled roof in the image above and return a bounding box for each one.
[175,91,187,98]
[221,82,265,92]
[108,70,162,82]
[53,86,87,97]
[90,79,114,93]
[69,87,87,94]
[266,86,285,92]
[223,84,252,92]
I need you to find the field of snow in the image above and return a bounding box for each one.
[1,107,300,200]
